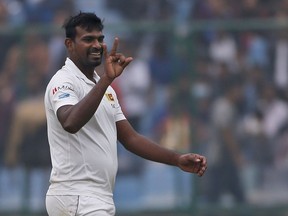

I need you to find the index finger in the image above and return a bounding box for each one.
[110,37,119,56]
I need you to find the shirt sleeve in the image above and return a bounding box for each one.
[48,75,80,115]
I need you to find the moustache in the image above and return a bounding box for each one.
[90,47,103,54]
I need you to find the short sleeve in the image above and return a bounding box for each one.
[47,74,80,115]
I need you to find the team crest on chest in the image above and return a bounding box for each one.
[105,93,117,108]
[105,93,114,101]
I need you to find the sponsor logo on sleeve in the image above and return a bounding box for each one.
[58,93,70,99]
[52,85,74,95]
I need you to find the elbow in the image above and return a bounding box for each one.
[63,125,79,134]
[57,106,82,133]
[62,122,80,134]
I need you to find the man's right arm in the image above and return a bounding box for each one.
[57,76,112,133]
[57,37,132,133]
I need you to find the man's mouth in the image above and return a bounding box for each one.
[89,52,101,58]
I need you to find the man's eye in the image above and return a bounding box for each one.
[98,37,104,43]
[84,38,93,42]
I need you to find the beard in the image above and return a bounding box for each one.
[87,56,102,67]
[86,47,103,67]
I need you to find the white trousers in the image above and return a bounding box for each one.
[46,195,115,216]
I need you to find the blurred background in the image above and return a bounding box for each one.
[1,0,288,215]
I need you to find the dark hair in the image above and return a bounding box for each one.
[63,12,104,40]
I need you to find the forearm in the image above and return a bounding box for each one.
[58,76,112,133]
[122,133,181,166]
[117,120,207,176]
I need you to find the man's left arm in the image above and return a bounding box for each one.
[116,119,207,177]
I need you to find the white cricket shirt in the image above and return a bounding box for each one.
[44,58,126,204]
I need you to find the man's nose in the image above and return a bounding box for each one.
[92,40,101,48]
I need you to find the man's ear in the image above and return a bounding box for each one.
[64,38,73,51]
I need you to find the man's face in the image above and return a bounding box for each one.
[67,26,104,70]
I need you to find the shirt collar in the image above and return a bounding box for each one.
[65,57,100,84]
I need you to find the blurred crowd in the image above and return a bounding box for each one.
[1,0,288,213]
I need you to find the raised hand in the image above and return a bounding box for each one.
[102,37,133,82]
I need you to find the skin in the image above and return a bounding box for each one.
[57,26,207,177]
